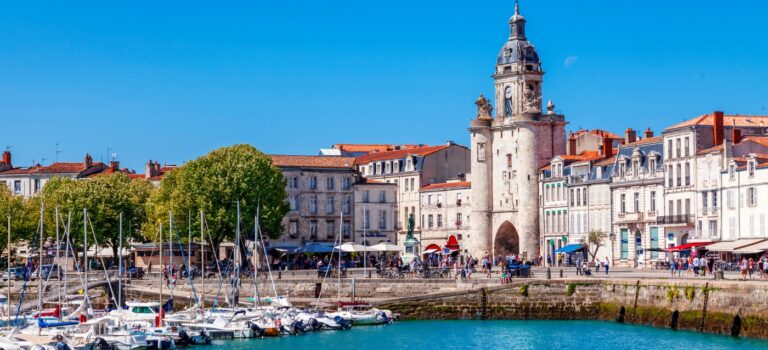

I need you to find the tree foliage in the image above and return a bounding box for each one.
[582,230,608,262]
[41,174,153,262]
[0,186,34,263]
[145,144,289,252]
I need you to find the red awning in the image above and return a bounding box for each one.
[445,235,460,251]
[423,244,442,254]
[665,242,713,252]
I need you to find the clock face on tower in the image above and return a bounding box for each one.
[504,86,513,98]
[504,86,514,117]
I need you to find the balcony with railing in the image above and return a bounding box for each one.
[616,211,644,223]
[657,214,695,225]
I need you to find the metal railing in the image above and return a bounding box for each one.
[657,214,695,225]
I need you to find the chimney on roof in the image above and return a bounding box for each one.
[713,111,725,146]
[732,128,742,144]
[625,128,637,144]
[446,140,455,146]
[602,137,613,157]
[644,128,654,139]
[146,160,161,178]
[1,151,11,166]
[84,154,93,168]
[110,160,119,171]
[567,134,576,155]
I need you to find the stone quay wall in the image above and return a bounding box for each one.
[374,279,768,339]
[130,277,768,339]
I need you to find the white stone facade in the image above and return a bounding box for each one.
[467,5,567,261]
[415,181,471,251]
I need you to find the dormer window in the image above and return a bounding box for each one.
[618,162,626,178]
[649,158,656,173]
[393,160,399,173]
[632,160,640,177]
[406,157,413,171]
[748,159,756,177]
[729,164,736,180]
[385,162,391,174]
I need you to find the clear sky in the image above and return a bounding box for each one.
[1,0,767,171]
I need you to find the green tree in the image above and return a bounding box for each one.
[145,144,289,254]
[41,174,153,263]
[582,230,608,262]
[0,186,34,267]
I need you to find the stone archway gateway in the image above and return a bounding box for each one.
[494,221,520,257]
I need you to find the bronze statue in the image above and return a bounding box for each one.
[406,213,415,238]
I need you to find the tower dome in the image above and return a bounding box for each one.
[496,2,540,65]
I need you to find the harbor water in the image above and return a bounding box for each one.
[198,320,768,350]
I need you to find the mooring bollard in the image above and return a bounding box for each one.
[559,269,564,278]
[546,267,551,280]
[368,271,372,279]
[278,271,282,280]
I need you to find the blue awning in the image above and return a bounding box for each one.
[298,243,335,253]
[555,244,586,254]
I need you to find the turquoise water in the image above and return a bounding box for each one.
[201,320,768,350]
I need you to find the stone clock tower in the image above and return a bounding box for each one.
[468,3,566,261]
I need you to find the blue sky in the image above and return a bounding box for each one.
[1,0,767,171]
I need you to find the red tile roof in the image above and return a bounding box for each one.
[666,113,768,130]
[594,156,618,166]
[556,151,602,162]
[270,155,356,169]
[333,144,424,153]
[743,136,768,148]
[572,129,623,140]
[697,144,724,155]
[0,166,40,175]
[624,136,663,147]
[354,145,451,164]
[421,181,471,191]
[37,162,104,174]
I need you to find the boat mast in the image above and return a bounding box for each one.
[118,211,123,309]
[64,210,71,309]
[234,201,241,308]
[55,206,60,306]
[252,203,260,307]
[7,213,11,326]
[337,211,342,301]
[83,208,88,311]
[363,205,367,277]
[169,211,174,303]
[200,210,205,310]
[159,221,163,309]
[37,202,44,315]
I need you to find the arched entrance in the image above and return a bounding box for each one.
[494,221,520,257]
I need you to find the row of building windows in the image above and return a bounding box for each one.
[3,179,41,195]
[667,136,691,159]
[289,195,352,215]
[286,176,352,190]
[421,213,463,229]
[289,220,351,239]
[421,192,465,206]
[618,191,657,213]
[667,162,692,187]
[362,158,415,176]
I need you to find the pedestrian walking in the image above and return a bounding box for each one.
[603,256,609,275]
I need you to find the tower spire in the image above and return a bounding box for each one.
[509,0,526,39]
